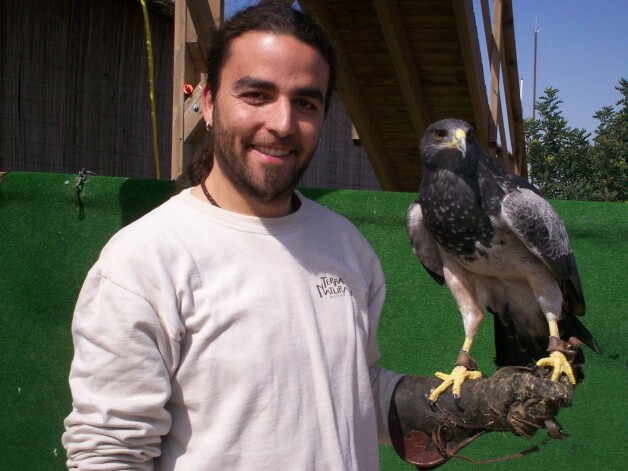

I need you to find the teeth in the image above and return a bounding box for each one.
[255,146,290,157]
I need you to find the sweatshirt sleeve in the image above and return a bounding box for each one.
[63,266,182,470]
[365,258,404,444]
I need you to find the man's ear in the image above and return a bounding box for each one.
[202,85,214,128]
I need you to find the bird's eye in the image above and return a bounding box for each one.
[433,130,447,141]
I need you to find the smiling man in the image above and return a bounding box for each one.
[63,5,401,469]
[63,4,573,471]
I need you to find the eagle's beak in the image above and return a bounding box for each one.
[450,128,467,154]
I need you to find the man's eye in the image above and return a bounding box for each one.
[241,92,268,103]
[296,98,318,111]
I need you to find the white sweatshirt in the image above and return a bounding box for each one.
[63,189,402,470]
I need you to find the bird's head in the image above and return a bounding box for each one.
[420,119,478,170]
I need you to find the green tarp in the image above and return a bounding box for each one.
[1,172,625,470]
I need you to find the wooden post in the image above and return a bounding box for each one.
[171,0,223,181]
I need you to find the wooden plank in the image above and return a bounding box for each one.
[380,138,422,149]
[404,28,460,41]
[339,39,390,53]
[377,122,419,134]
[402,16,460,29]
[411,52,466,65]
[485,0,503,159]
[452,0,489,149]
[479,0,511,168]
[406,40,466,53]
[171,0,187,179]
[354,74,406,87]
[299,0,402,190]
[344,53,394,66]
[330,14,382,30]
[414,62,468,74]
[419,75,469,86]
[501,0,526,176]
[185,9,207,74]
[347,50,465,67]
[350,63,466,77]
[172,0,223,180]
[489,0,513,170]
[359,85,410,97]
[335,14,457,31]
[398,0,458,14]
[187,0,218,69]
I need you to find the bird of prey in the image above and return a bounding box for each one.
[407,119,601,403]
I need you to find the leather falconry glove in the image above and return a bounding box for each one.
[388,366,574,469]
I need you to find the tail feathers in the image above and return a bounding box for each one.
[561,315,602,355]
[493,312,543,368]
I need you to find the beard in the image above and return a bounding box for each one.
[212,109,316,203]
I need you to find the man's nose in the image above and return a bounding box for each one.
[266,98,295,137]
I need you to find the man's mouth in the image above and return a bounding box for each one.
[252,145,293,159]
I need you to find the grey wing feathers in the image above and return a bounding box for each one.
[407,200,445,284]
[501,189,585,313]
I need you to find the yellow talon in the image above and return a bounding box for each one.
[537,351,577,384]
[429,365,483,402]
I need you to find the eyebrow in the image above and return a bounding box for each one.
[233,75,325,103]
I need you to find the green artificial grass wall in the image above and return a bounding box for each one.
[1,172,626,470]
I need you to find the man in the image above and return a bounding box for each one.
[63,4,572,470]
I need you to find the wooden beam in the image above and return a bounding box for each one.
[452,0,489,150]
[501,0,527,177]
[373,0,431,143]
[485,0,500,156]
[298,0,401,191]
[171,0,188,179]
[185,8,207,75]
[171,1,223,180]
[479,0,513,171]
[187,0,218,65]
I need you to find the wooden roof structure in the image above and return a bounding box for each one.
[172,0,525,192]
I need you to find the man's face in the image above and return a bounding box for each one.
[203,32,329,203]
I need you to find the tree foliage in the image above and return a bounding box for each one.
[524,79,627,202]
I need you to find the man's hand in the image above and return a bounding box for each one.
[389,366,574,469]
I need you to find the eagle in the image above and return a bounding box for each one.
[407,119,601,403]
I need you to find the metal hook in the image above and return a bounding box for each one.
[75,169,96,220]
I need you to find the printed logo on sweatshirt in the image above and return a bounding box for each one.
[316,276,351,299]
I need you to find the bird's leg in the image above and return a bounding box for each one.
[430,266,485,403]
[429,337,483,403]
[536,320,577,384]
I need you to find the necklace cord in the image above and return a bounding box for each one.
[199,180,301,213]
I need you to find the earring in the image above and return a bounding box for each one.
[206,122,211,131]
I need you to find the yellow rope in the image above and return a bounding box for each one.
[139,0,161,180]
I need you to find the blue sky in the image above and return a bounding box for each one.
[510,0,627,134]
[225,1,627,136]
